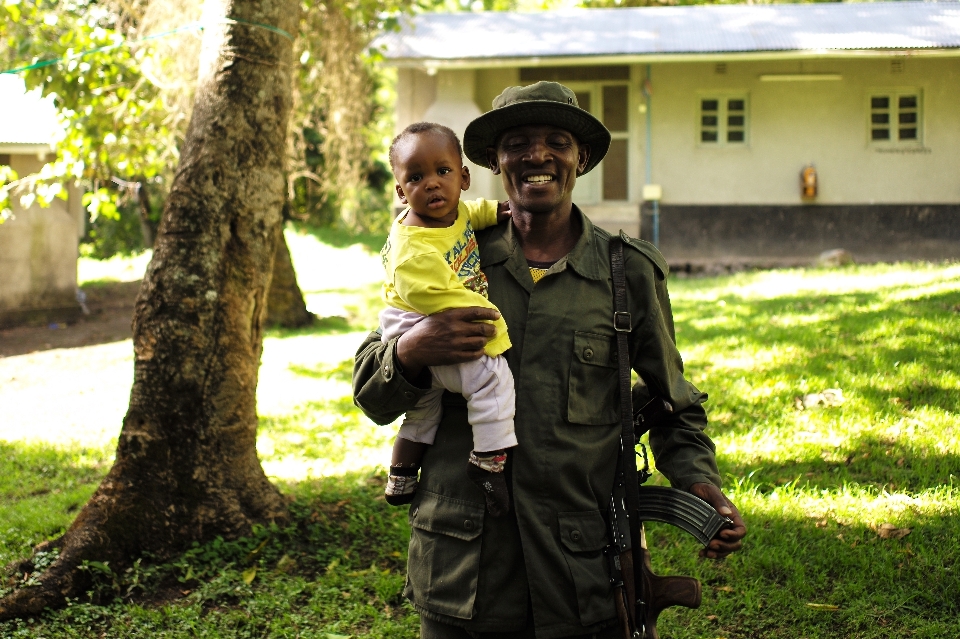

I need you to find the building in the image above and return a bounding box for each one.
[374,2,960,266]
[0,75,84,328]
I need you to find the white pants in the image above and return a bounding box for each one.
[379,307,517,452]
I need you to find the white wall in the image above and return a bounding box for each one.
[0,154,82,322]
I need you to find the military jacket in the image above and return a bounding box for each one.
[353,209,722,638]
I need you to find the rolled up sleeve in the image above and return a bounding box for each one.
[353,331,430,425]
[629,259,723,492]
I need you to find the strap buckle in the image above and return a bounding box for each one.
[614,311,632,332]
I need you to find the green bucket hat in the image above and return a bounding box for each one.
[463,81,612,175]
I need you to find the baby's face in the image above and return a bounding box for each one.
[393,131,468,221]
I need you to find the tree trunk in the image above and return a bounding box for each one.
[136,179,157,248]
[266,228,314,327]
[0,0,298,619]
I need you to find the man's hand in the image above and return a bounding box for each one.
[689,483,746,559]
[395,307,500,380]
[496,200,512,225]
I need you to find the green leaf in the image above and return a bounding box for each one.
[241,566,257,585]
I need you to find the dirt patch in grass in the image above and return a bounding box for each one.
[0,280,140,358]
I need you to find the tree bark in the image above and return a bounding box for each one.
[0,0,298,619]
[266,228,314,327]
[136,179,157,248]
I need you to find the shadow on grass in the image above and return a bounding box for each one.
[673,288,960,434]
[0,470,418,639]
[0,441,112,566]
[264,315,359,340]
[288,358,354,383]
[292,224,388,254]
[716,431,960,495]
[645,505,960,639]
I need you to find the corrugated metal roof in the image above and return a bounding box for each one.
[0,75,58,148]
[375,2,960,63]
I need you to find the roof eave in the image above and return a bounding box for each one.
[0,142,55,155]
[383,47,960,70]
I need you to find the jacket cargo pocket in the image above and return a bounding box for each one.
[404,490,485,619]
[568,331,619,425]
[558,510,617,626]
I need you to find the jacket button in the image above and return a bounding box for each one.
[383,365,392,377]
[464,520,474,531]
[570,530,582,542]
[404,391,415,400]
[583,348,594,360]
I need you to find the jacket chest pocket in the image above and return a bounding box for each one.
[567,332,619,425]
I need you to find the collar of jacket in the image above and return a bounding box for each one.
[479,204,603,283]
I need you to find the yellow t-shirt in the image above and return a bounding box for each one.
[380,198,511,357]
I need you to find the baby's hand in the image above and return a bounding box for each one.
[496,201,512,224]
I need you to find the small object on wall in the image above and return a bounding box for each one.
[801,164,818,199]
[642,184,662,201]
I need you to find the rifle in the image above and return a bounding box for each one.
[607,239,732,639]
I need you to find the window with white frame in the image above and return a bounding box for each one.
[869,91,921,143]
[699,96,748,145]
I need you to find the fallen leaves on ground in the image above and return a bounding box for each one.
[874,523,911,539]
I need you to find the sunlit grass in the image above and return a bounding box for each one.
[3,258,959,638]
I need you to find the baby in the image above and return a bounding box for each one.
[378,122,516,517]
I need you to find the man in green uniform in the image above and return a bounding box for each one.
[353,82,747,639]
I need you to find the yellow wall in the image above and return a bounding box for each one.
[646,56,960,205]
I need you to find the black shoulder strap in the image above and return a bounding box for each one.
[610,238,641,544]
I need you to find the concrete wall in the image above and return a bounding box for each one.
[0,153,83,328]
[642,204,960,267]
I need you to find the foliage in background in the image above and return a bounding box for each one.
[0,0,423,255]
[287,0,411,233]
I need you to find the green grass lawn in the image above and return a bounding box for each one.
[2,258,958,638]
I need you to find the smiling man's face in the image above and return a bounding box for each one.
[488,124,590,215]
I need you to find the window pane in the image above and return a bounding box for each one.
[701,130,718,142]
[727,130,745,142]
[602,139,628,200]
[701,115,718,126]
[728,99,744,111]
[899,112,917,124]
[603,85,629,132]
[899,95,917,109]
[899,128,917,140]
[701,100,718,111]
[575,92,591,114]
[728,115,744,127]
[871,96,889,109]
[871,128,890,140]
[872,113,890,124]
